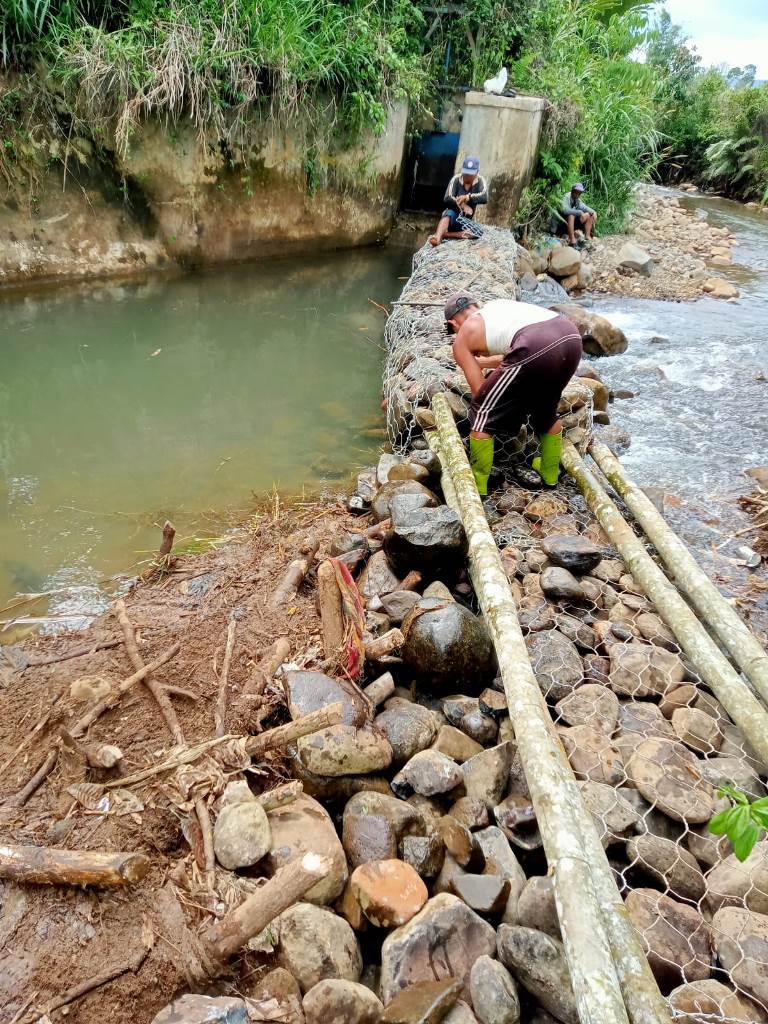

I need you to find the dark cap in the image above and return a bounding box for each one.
[444,291,478,321]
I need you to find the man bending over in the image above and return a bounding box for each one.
[429,157,488,247]
[444,293,582,495]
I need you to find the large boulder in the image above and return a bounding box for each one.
[384,504,468,580]
[297,723,393,777]
[616,241,653,276]
[497,926,577,1024]
[278,902,362,993]
[625,888,710,991]
[712,906,768,1007]
[402,598,496,687]
[380,893,496,1003]
[264,794,348,904]
[548,246,582,279]
[550,303,628,356]
[303,980,383,1024]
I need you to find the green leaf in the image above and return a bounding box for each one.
[749,806,768,829]
[718,785,749,805]
[709,806,739,836]
[733,823,761,862]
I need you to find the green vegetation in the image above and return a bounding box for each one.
[648,11,768,205]
[1,1,766,224]
[709,785,768,862]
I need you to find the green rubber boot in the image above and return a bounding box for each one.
[532,430,563,487]
[469,436,494,497]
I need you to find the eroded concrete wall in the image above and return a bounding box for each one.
[456,92,547,226]
[0,103,408,288]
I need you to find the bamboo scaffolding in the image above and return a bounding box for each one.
[590,440,768,705]
[563,442,768,769]
[432,394,670,1024]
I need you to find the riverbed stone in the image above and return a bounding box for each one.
[444,697,499,746]
[213,800,272,870]
[609,641,686,698]
[342,790,422,869]
[246,968,303,1024]
[555,683,618,734]
[402,598,496,686]
[432,725,484,764]
[497,926,577,1024]
[550,303,628,357]
[392,749,464,798]
[660,684,698,718]
[470,956,520,1024]
[401,833,445,878]
[712,906,768,1007]
[703,278,739,299]
[265,794,348,904]
[672,707,723,755]
[541,536,603,575]
[475,827,527,922]
[462,743,514,807]
[351,859,428,928]
[384,505,468,579]
[371,482,439,522]
[552,612,596,651]
[618,700,674,739]
[548,245,581,278]
[284,670,370,726]
[278,902,362,993]
[540,567,586,602]
[525,630,583,701]
[635,611,677,651]
[685,822,733,869]
[151,996,246,1024]
[668,979,760,1024]
[379,893,497,1003]
[579,781,639,845]
[516,876,559,940]
[449,796,490,830]
[451,873,510,915]
[625,888,711,990]
[699,756,764,801]
[358,550,402,602]
[523,494,568,523]
[382,978,462,1023]
[617,241,653,275]
[626,834,706,901]
[706,841,768,914]
[389,462,430,484]
[376,702,438,766]
[303,980,383,1024]
[381,590,421,624]
[559,725,624,785]
[443,1003,479,1024]
[626,737,715,824]
[298,723,393,777]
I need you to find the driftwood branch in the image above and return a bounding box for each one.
[318,560,345,660]
[364,628,404,661]
[194,797,216,886]
[114,600,184,744]
[0,844,150,887]
[215,619,237,738]
[257,780,303,811]
[157,520,176,562]
[201,852,330,965]
[23,638,123,670]
[8,749,60,808]
[270,536,320,608]
[363,672,395,706]
[245,702,344,757]
[244,638,290,698]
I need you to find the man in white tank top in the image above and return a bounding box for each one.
[444,292,582,495]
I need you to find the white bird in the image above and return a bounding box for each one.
[483,67,508,95]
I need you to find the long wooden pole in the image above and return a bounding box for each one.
[590,440,768,705]
[432,395,655,1024]
[563,442,768,769]
[0,844,150,886]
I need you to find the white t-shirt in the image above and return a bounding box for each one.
[474,299,558,355]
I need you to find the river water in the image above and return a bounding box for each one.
[1,192,767,638]
[587,191,768,624]
[0,247,411,633]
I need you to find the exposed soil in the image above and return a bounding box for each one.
[0,498,358,1024]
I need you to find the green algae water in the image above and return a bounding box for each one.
[0,247,411,630]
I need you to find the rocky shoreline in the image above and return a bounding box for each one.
[2,228,768,1024]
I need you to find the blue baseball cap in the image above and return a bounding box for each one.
[462,156,480,175]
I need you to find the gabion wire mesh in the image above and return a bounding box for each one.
[383,233,768,1024]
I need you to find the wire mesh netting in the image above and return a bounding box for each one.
[384,231,768,1024]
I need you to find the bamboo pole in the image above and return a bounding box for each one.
[563,442,768,769]
[431,394,653,1024]
[590,440,768,705]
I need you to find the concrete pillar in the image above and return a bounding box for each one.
[457,92,547,226]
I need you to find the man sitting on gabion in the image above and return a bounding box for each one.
[444,292,582,496]
[429,157,488,246]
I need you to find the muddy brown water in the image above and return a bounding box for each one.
[0,247,412,633]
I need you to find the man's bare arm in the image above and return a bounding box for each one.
[452,318,488,396]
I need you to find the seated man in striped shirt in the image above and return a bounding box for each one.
[429,157,488,247]
[444,292,582,495]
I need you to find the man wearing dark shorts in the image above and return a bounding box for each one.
[445,292,582,496]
